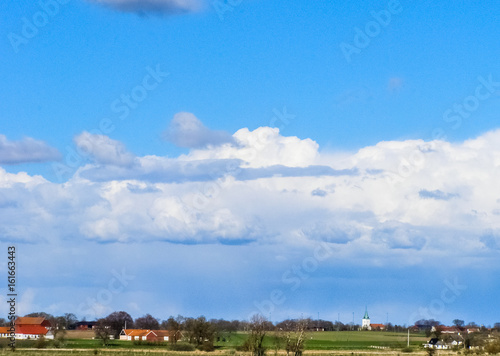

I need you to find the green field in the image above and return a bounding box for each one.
[302,331,427,350]
[0,331,430,354]
[213,330,428,351]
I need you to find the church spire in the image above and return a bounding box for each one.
[363,306,369,319]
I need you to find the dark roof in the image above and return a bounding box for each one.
[76,321,97,325]
[16,317,51,328]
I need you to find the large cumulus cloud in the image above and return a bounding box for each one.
[3,123,500,266]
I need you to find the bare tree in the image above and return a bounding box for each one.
[94,319,111,346]
[281,319,308,356]
[245,314,269,356]
[103,311,134,339]
[64,313,78,330]
[184,316,215,350]
[163,315,183,344]
[135,314,160,330]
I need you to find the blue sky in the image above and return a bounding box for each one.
[1,0,500,326]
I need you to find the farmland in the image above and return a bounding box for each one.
[0,330,437,355]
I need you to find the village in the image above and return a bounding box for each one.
[1,310,499,353]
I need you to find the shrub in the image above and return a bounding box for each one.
[35,335,47,349]
[198,341,215,352]
[485,340,500,354]
[170,342,196,351]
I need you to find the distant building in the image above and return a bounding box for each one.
[361,308,385,330]
[431,325,460,334]
[75,321,97,330]
[120,329,170,342]
[362,308,371,330]
[0,317,54,340]
[424,337,462,349]
[370,323,386,330]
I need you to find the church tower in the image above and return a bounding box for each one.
[362,307,371,330]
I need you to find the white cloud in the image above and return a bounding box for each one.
[185,126,320,168]
[89,0,204,14]
[75,131,135,167]
[0,135,60,165]
[4,127,500,266]
[164,112,235,149]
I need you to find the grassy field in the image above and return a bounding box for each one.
[211,331,428,350]
[302,331,428,350]
[0,331,433,355]
[0,349,461,356]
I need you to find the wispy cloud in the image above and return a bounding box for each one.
[163,112,235,149]
[388,77,404,92]
[0,135,60,165]
[75,131,135,167]
[89,0,205,14]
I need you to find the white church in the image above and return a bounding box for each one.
[361,307,385,330]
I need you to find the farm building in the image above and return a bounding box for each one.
[120,329,170,342]
[424,337,462,349]
[0,317,53,340]
[75,321,97,330]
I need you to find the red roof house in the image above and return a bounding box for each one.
[370,323,386,330]
[13,317,53,340]
[120,329,170,342]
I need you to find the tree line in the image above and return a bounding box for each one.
[5,312,500,355]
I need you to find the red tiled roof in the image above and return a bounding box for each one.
[16,325,48,335]
[122,329,171,339]
[370,324,385,328]
[0,327,9,334]
[123,329,150,337]
[151,330,170,337]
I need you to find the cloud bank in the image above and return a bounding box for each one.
[2,121,500,268]
[0,135,60,164]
